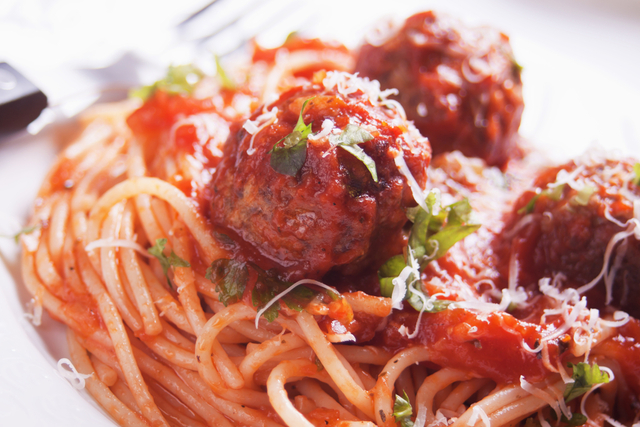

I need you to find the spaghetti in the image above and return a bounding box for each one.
[17,11,640,427]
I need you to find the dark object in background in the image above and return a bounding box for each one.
[355,11,524,168]
[0,62,48,133]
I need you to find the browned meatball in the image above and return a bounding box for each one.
[355,11,523,168]
[209,71,431,280]
[498,156,640,317]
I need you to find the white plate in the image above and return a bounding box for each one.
[1,1,639,426]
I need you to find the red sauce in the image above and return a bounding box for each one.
[597,318,640,401]
[252,37,350,64]
[377,308,553,384]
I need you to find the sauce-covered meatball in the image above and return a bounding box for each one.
[498,156,640,316]
[209,71,431,280]
[355,11,523,167]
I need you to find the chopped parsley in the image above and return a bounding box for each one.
[130,64,204,101]
[329,124,378,182]
[564,362,610,402]
[269,97,314,176]
[393,391,414,427]
[205,259,249,306]
[148,238,191,289]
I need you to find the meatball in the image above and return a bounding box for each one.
[499,156,640,316]
[209,71,431,280]
[355,11,523,168]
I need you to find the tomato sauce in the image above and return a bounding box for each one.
[374,308,553,384]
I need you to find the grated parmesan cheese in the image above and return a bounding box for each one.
[308,119,335,142]
[244,106,279,155]
[467,405,491,427]
[85,238,150,258]
[57,358,92,390]
[519,376,566,420]
[326,332,356,343]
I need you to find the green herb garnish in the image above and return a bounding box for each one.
[329,124,378,182]
[269,98,314,176]
[215,55,236,90]
[517,184,566,215]
[205,259,249,306]
[148,238,191,289]
[393,391,414,427]
[1,224,41,244]
[130,64,204,101]
[633,163,640,186]
[250,264,316,322]
[573,185,595,206]
[564,362,610,402]
[379,192,479,309]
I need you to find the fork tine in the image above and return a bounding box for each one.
[200,0,306,57]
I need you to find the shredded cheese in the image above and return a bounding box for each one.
[395,152,429,211]
[520,376,565,420]
[467,405,491,427]
[309,119,334,142]
[326,332,356,343]
[244,106,279,155]
[85,239,150,258]
[57,358,92,390]
[24,295,43,327]
[547,165,586,191]
[254,279,339,328]
[599,311,630,328]
[580,366,615,420]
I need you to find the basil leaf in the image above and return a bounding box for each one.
[564,362,610,402]
[547,183,565,201]
[206,259,248,306]
[427,224,481,261]
[408,192,437,252]
[379,254,406,278]
[407,291,451,313]
[250,264,317,319]
[634,163,640,186]
[130,64,204,101]
[270,98,314,176]
[148,238,191,289]
[446,199,472,226]
[215,55,236,90]
[329,124,377,182]
[518,192,541,215]
[339,144,378,182]
[378,193,480,309]
[330,123,374,146]
[251,282,279,322]
[518,184,566,215]
[379,254,407,298]
[269,135,308,176]
[283,285,316,311]
[393,391,414,426]
[573,185,595,206]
